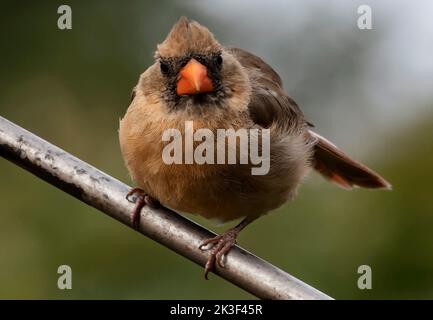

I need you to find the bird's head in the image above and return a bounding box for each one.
[139,17,251,115]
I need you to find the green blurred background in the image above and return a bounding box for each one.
[1,1,433,299]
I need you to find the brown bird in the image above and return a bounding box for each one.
[119,17,391,279]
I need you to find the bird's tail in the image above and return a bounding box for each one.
[309,130,391,190]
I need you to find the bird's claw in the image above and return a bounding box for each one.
[199,229,238,279]
[126,188,159,230]
[126,188,144,203]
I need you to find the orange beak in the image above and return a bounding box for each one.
[176,58,213,95]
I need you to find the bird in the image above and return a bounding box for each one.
[119,16,391,279]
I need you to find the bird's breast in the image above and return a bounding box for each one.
[119,95,313,222]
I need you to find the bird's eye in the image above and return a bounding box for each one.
[160,61,169,75]
[214,54,223,67]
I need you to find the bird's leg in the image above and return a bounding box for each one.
[126,188,159,230]
[199,215,257,280]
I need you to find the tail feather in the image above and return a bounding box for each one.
[309,130,391,190]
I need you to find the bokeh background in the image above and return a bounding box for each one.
[1,0,433,299]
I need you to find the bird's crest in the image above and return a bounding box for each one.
[156,16,221,58]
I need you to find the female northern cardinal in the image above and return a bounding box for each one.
[119,17,390,279]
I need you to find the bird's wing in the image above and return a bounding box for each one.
[227,47,306,131]
[309,130,392,189]
[229,47,390,190]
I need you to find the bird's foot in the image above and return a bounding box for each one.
[199,228,239,280]
[126,188,159,230]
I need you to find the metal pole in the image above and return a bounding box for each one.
[0,116,333,300]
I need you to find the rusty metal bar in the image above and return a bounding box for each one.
[0,115,332,300]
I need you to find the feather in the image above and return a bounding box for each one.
[310,130,391,189]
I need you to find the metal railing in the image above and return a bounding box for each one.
[0,116,332,300]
